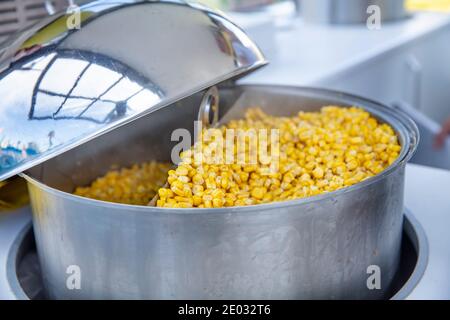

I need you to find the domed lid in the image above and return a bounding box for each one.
[0,0,266,181]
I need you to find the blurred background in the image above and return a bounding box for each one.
[0,0,449,44]
[1,0,450,41]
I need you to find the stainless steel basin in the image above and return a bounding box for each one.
[23,85,419,299]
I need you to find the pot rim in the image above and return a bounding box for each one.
[21,85,420,215]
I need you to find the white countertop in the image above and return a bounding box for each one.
[404,164,450,299]
[241,11,450,86]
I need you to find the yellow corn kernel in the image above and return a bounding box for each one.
[192,184,204,195]
[176,202,193,208]
[192,174,204,185]
[192,195,202,206]
[350,137,363,144]
[312,167,324,179]
[213,198,224,208]
[346,159,359,171]
[175,165,189,176]
[251,187,266,200]
[158,188,173,199]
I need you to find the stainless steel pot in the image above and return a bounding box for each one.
[23,85,419,299]
[301,0,407,25]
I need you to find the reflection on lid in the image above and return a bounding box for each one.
[29,49,162,124]
[0,0,266,181]
[0,48,163,177]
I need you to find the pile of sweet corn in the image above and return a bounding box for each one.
[74,161,172,205]
[156,106,401,208]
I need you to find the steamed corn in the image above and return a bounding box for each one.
[156,106,401,208]
[74,161,171,205]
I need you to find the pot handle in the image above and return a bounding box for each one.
[197,86,220,129]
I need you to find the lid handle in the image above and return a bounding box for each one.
[198,86,219,128]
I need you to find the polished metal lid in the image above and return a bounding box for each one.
[0,0,266,181]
